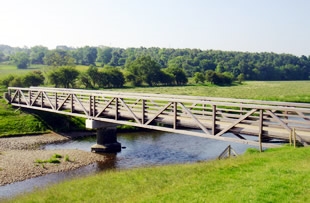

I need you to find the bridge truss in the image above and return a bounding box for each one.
[6,87,310,147]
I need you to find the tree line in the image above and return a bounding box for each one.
[1,44,309,88]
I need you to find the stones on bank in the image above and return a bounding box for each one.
[0,133,106,186]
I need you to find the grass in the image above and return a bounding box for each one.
[0,97,48,137]
[115,81,310,103]
[0,63,47,80]
[8,146,310,202]
[35,154,69,165]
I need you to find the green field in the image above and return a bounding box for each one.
[8,146,310,202]
[116,81,310,102]
[0,63,47,79]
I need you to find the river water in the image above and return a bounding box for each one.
[0,130,256,199]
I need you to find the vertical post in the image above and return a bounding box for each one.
[41,92,43,108]
[70,94,73,113]
[89,95,92,117]
[115,98,119,120]
[55,92,58,110]
[18,91,21,104]
[173,102,177,129]
[29,90,31,105]
[212,105,216,135]
[259,109,263,152]
[293,128,296,148]
[228,145,231,157]
[93,96,96,116]
[289,129,292,146]
[142,99,145,124]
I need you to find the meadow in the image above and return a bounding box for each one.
[116,81,310,103]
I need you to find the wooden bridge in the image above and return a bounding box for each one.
[5,87,310,150]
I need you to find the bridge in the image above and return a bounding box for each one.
[5,87,310,152]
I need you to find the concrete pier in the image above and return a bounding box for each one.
[86,120,121,153]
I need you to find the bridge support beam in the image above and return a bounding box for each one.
[86,120,121,153]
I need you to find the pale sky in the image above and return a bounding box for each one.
[1,0,310,56]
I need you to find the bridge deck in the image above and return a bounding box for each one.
[5,87,310,147]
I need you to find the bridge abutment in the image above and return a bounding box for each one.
[86,120,121,153]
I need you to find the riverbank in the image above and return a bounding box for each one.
[0,132,105,186]
[9,146,310,202]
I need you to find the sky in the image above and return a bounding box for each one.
[1,0,310,56]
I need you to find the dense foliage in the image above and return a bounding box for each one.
[1,44,309,88]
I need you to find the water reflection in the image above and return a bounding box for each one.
[0,131,255,199]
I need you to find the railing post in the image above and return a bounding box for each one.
[93,96,96,116]
[89,95,92,117]
[40,92,43,107]
[55,92,58,110]
[173,102,177,129]
[259,109,263,152]
[115,98,119,120]
[212,105,216,135]
[142,99,145,124]
[29,90,32,105]
[70,94,74,113]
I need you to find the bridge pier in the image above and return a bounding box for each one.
[86,120,121,153]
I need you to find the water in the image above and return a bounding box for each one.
[0,131,255,199]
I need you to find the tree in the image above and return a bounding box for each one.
[97,47,113,65]
[11,52,29,69]
[237,73,245,84]
[86,65,100,88]
[126,55,162,86]
[164,66,188,85]
[82,46,97,65]
[44,50,75,67]
[48,66,79,88]
[30,46,48,64]
[103,67,125,88]
[22,71,45,87]
[193,72,206,84]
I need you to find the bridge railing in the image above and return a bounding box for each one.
[6,87,310,147]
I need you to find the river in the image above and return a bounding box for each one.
[0,130,256,199]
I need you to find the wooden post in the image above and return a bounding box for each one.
[29,90,32,105]
[293,128,296,148]
[89,95,92,117]
[259,109,263,152]
[173,102,177,129]
[93,96,96,116]
[259,133,262,152]
[289,129,292,146]
[55,92,58,110]
[212,105,216,135]
[70,94,73,113]
[41,92,43,108]
[142,99,145,124]
[115,98,119,120]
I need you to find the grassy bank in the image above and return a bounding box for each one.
[8,146,310,202]
[0,98,48,137]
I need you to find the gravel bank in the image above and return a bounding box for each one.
[0,133,105,186]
